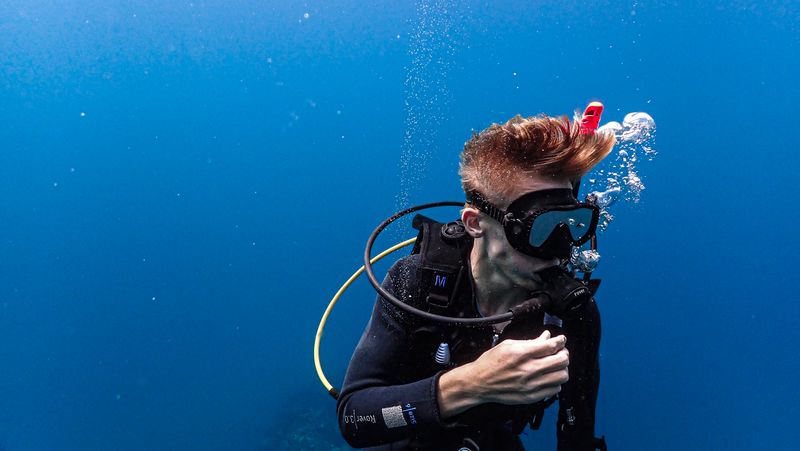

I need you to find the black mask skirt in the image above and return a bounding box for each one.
[467,188,599,260]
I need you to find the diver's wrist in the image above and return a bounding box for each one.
[437,365,483,419]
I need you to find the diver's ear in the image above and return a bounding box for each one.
[461,207,485,238]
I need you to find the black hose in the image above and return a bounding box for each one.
[363,201,514,326]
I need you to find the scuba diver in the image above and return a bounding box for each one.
[332,103,615,450]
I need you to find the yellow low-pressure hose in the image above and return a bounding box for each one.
[314,237,417,399]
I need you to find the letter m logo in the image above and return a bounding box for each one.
[434,274,447,288]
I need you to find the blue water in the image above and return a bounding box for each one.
[1,1,799,450]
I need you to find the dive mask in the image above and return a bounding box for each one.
[467,188,599,260]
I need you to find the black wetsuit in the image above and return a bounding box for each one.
[337,253,602,451]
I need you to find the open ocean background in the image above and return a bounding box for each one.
[2,1,799,450]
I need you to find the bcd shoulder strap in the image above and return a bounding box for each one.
[410,214,472,316]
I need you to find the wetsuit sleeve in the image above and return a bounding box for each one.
[557,297,602,451]
[336,257,451,448]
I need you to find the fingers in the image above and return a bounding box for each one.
[519,357,569,404]
[527,383,564,401]
[520,348,569,381]
[538,329,551,340]
[493,341,569,380]
[525,333,567,358]
[528,350,570,378]
[498,334,567,365]
[506,332,565,350]
[538,348,570,371]
[532,369,569,390]
[503,330,551,347]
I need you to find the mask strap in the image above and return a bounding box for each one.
[466,191,509,225]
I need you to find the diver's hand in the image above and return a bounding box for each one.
[437,330,569,419]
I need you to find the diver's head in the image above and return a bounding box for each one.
[458,113,616,208]
[458,113,615,290]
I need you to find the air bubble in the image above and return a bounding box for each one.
[570,249,601,273]
[395,0,455,218]
[585,110,657,230]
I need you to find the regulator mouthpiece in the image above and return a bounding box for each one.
[509,266,593,320]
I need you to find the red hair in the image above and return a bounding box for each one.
[459,113,615,207]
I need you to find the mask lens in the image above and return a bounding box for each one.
[529,208,595,247]
[565,208,595,243]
